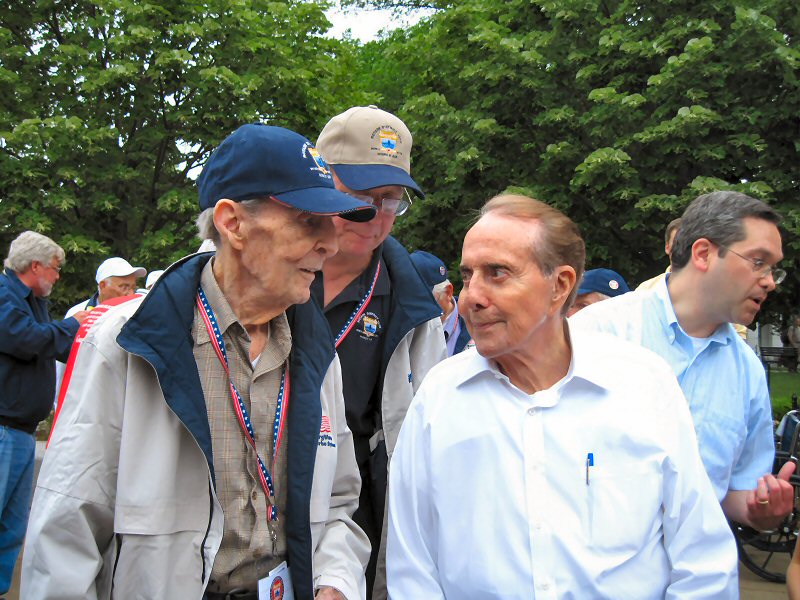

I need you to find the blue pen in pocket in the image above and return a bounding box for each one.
[585,452,594,485]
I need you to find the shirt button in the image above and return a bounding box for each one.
[539,582,550,590]
[252,491,258,501]
[527,408,536,416]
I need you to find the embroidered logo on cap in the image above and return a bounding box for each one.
[370,125,403,159]
[379,128,398,153]
[608,280,620,290]
[302,142,331,178]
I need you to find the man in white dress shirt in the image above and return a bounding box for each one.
[386,194,738,599]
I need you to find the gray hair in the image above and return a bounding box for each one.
[4,231,65,273]
[195,199,265,244]
[671,191,781,270]
[432,279,451,297]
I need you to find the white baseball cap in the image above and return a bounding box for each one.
[145,270,164,289]
[95,257,146,284]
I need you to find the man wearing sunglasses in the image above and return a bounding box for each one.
[313,106,447,600]
[572,191,794,531]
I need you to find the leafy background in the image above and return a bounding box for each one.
[1,0,797,325]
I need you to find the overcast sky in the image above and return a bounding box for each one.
[325,6,432,43]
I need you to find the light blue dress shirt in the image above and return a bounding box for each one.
[571,276,774,501]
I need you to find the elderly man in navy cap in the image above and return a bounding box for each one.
[23,124,374,600]
[566,268,630,317]
[410,250,471,356]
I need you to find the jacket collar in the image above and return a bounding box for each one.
[2,268,34,300]
[380,236,443,361]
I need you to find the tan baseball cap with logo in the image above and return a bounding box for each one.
[316,105,424,198]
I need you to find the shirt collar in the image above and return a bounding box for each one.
[451,321,612,396]
[323,245,390,311]
[194,259,245,345]
[442,299,459,334]
[3,268,33,300]
[654,273,736,347]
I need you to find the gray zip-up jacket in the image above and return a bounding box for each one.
[21,253,370,600]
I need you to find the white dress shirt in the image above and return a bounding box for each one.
[387,326,738,599]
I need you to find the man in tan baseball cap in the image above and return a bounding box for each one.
[312,106,447,600]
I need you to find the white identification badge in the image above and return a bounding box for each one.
[258,561,295,600]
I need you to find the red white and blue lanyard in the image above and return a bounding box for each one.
[196,286,288,523]
[333,262,381,348]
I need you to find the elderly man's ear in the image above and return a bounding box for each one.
[213,199,245,249]
[552,266,577,314]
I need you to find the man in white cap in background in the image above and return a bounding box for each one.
[313,105,447,599]
[55,257,146,399]
[65,257,146,317]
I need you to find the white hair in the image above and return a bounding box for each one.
[195,199,265,244]
[4,231,65,273]
[432,279,451,297]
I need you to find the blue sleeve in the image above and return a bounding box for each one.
[729,367,775,490]
[0,288,80,362]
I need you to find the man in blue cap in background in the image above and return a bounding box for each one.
[410,250,471,356]
[313,106,447,600]
[566,268,630,317]
[23,124,374,600]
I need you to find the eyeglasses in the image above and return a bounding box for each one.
[37,261,61,274]
[715,243,786,285]
[348,189,413,216]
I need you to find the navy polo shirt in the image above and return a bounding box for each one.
[311,249,391,464]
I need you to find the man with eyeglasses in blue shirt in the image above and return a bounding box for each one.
[572,191,794,531]
[312,106,447,600]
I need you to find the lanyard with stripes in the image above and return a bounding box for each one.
[334,261,381,348]
[196,287,288,522]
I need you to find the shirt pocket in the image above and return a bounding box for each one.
[587,464,662,552]
[695,413,746,498]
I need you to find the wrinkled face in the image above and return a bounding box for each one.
[566,291,609,317]
[236,199,338,308]
[331,178,400,259]
[706,217,783,327]
[30,257,61,298]
[98,274,138,303]
[458,214,569,363]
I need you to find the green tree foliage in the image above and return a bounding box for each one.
[356,0,799,321]
[0,0,366,313]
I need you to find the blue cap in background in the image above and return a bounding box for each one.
[577,268,630,297]
[410,250,448,289]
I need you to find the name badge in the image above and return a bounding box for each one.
[258,561,295,600]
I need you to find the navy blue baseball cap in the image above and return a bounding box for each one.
[577,268,630,297]
[410,250,448,289]
[197,124,376,222]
